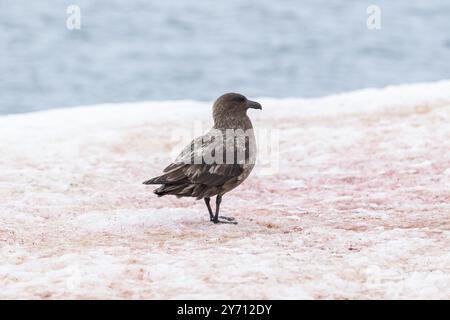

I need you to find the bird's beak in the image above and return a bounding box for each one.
[247,100,262,110]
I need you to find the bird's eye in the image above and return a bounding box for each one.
[236,95,246,102]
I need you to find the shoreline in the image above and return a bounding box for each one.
[1,79,450,119]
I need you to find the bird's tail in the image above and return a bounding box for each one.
[142,175,167,185]
[153,184,189,197]
[143,175,187,197]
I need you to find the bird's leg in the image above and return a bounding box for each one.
[204,197,214,221]
[213,195,237,224]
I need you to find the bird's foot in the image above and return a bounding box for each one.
[212,216,238,225]
[219,216,235,221]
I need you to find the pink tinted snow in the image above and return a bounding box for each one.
[0,81,449,299]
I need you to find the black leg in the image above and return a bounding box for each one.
[204,197,214,221]
[213,195,221,222]
[212,195,237,224]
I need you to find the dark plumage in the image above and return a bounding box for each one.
[143,93,262,224]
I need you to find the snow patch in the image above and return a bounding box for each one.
[1,81,450,299]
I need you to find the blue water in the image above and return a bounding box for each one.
[1,0,449,114]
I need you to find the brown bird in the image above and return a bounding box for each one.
[143,93,262,224]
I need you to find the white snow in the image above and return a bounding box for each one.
[1,81,450,299]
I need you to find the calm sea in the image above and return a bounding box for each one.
[1,0,449,114]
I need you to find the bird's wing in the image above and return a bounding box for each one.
[145,129,246,186]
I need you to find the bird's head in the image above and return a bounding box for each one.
[213,93,262,126]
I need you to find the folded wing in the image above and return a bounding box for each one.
[143,130,246,199]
